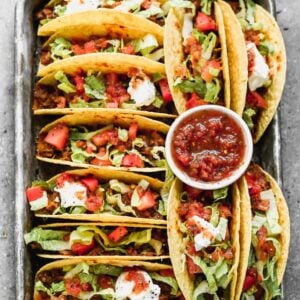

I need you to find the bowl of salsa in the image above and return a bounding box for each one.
[166,105,253,190]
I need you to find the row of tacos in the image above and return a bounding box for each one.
[27,163,289,299]
[34,0,286,142]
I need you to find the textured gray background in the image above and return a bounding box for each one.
[0,0,299,299]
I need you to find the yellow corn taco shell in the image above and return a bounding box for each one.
[35,168,167,225]
[35,53,176,118]
[29,222,169,260]
[164,2,231,114]
[253,6,286,143]
[38,8,164,38]
[34,258,173,300]
[37,112,169,173]
[167,178,240,300]
[235,165,290,300]
[217,0,248,116]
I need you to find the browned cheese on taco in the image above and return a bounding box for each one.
[37,113,169,172]
[34,54,176,117]
[236,163,290,299]
[167,178,240,300]
[25,168,173,224]
[164,0,232,114]
[24,222,169,260]
[36,2,169,35]
[33,258,183,299]
[220,0,286,143]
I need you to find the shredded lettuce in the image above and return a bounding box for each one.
[193,281,219,300]
[109,150,125,167]
[35,280,65,297]
[118,128,129,142]
[258,41,275,56]
[64,262,90,279]
[131,179,150,207]
[205,79,221,103]
[213,187,228,201]
[243,108,256,129]
[54,5,67,17]
[50,37,72,61]
[150,272,179,295]
[169,0,196,15]
[54,71,76,93]
[137,6,164,19]
[70,125,113,141]
[70,141,96,163]
[132,34,159,56]
[200,0,214,15]
[149,239,163,255]
[174,77,207,98]
[32,180,55,192]
[69,98,106,108]
[84,74,106,100]
[70,228,94,246]
[106,192,137,216]
[146,48,164,62]
[202,32,217,60]
[109,180,131,194]
[90,264,123,276]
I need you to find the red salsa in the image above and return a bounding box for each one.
[172,109,246,182]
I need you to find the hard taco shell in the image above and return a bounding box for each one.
[235,165,290,299]
[167,178,240,300]
[164,2,231,114]
[35,168,167,225]
[37,112,169,173]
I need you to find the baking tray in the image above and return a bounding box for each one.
[14,0,282,299]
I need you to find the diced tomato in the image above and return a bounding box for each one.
[245,173,262,196]
[98,275,114,289]
[71,44,86,55]
[186,256,202,274]
[92,131,109,147]
[251,194,270,212]
[26,186,44,202]
[91,157,112,166]
[128,122,138,140]
[106,73,118,85]
[246,91,268,109]
[81,176,99,192]
[201,60,221,82]
[56,173,74,188]
[81,282,92,292]
[159,269,175,277]
[195,12,217,32]
[108,226,128,243]
[243,274,256,292]
[121,44,135,55]
[121,154,144,168]
[136,190,157,211]
[74,75,85,94]
[85,195,103,212]
[158,79,173,103]
[56,96,66,108]
[65,278,81,297]
[184,185,202,199]
[257,226,268,248]
[125,270,150,294]
[218,203,232,218]
[84,40,97,53]
[245,30,261,46]
[71,239,95,255]
[185,92,207,110]
[44,123,69,151]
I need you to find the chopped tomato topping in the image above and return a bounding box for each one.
[245,166,269,196]
[80,176,99,192]
[121,44,135,55]
[195,12,217,32]
[201,60,221,82]
[245,30,261,46]
[106,101,119,108]
[243,274,256,292]
[121,154,144,168]
[158,79,173,103]
[56,173,74,188]
[186,92,207,110]
[108,226,128,243]
[84,40,97,53]
[26,186,44,202]
[74,75,85,94]
[243,268,262,292]
[92,131,110,147]
[125,270,150,294]
[71,44,86,55]
[65,278,81,297]
[136,190,157,211]
[98,275,114,289]
[91,157,112,167]
[44,123,69,151]
[128,122,139,140]
[218,203,232,218]
[71,239,95,255]
[186,256,202,274]
[159,269,175,277]
[106,73,130,104]
[85,195,103,212]
[246,91,268,109]
[81,282,92,292]
[251,193,270,212]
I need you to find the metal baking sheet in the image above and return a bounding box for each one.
[14,0,282,299]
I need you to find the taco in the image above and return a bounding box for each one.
[164,1,232,114]
[220,0,286,143]
[39,22,164,69]
[33,258,183,299]
[36,1,168,34]
[36,112,169,172]
[167,178,240,300]
[25,168,171,224]
[34,54,175,117]
[236,164,290,299]
[24,222,169,260]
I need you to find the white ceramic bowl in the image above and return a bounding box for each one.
[166,105,253,190]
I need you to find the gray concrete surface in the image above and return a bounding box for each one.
[0,0,299,299]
